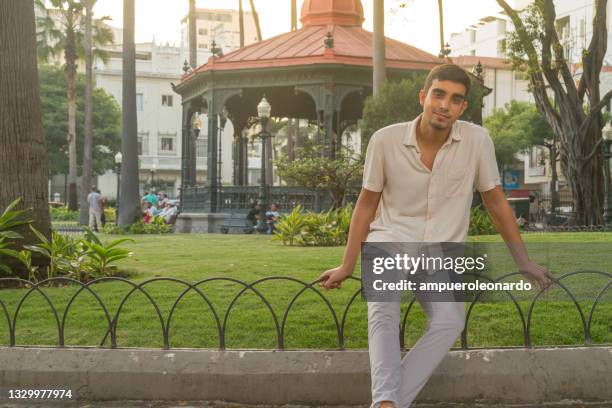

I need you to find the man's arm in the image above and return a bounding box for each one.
[318,188,381,290]
[480,186,553,291]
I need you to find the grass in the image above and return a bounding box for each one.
[0,233,610,349]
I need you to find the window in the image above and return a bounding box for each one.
[470,49,476,56]
[470,30,476,44]
[136,93,143,112]
[198,43,207,49]
[198,28,208,35]
[137,132,149,156]
[159,133,176,156]
[161,95,173,107]
[196,138,208,157]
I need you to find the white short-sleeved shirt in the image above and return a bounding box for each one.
[362,113,501,243]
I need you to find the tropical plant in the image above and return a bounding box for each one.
[81,228,133,277]
[273,204,353,247]
[271,204,305,245]
[24,227,82,279]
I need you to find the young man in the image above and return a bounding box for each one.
[318,64,553,408]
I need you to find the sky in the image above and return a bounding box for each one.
[92,0,506,55]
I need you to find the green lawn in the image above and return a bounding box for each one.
[0,233,610,349]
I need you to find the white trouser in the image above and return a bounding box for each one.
[88,208,102,230]
[367,297,465,408]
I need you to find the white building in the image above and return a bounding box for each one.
[450,0,612,195]
[180,7,259,64]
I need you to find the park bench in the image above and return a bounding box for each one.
[219,213,255,234]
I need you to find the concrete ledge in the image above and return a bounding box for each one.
[0,346,610,405]
[174,212,228,233]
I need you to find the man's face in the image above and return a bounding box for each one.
[419,79,468,131]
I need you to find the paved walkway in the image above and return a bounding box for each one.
[2,400,611,408]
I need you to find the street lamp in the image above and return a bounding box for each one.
[114,151,122,225]
[150,163,157,186]
[256,95,271,233]
[602,122,612,225]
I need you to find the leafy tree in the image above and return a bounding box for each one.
[498,0,611,225]
[38,65,121,177]
[274,146,363,209]
[35,0,113,210]
[361,73,486,152]
[484,100,554,169]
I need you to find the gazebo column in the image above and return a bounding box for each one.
[180,102,194,192]
[204,101,219,213]
[231,113,249,186]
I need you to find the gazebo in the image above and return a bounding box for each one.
[173,0,448,232]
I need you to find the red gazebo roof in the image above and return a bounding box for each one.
[183,0,442,79]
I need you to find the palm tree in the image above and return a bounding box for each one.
[118,0,140,226]
[291,0,297,31]
[248,0,262,42]
[238,0,245,48]
[372,0,386,95]
[188,0,196,68]
[35,0,113,211]
[79,0,94,225]
[0,0,51,240]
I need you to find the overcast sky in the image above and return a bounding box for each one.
[91,0,506,55]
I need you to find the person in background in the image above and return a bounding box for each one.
[160,202,178,224]
[158,192,169,208]
[87,186,102,232]
[97,188,106,227]
[143,190,159,208]
[265,203,280,234]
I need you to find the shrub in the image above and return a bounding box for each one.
[103,216,172,235]
[50,206,79,221]
[273,204,353,246]
[0,198,32,274]
[469,204,498,236]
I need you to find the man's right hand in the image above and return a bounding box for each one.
[317,265,353,290]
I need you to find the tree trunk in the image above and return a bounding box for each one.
[372,0,386,96]
[118,0,140,226]
[188,0,197,68]
[0,0,51,239]
[65,26,78,211]
[80,0,94,225]
[248,0,262,42]
[291,0,297,31]
[238,0,245,48]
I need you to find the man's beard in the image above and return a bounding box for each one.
[428,116,449,130]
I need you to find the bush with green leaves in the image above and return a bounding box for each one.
[273,204,353,246]
[49,206,79,221]
[468,204,497,236]
[103,216,172,235]
[81,229,133,278]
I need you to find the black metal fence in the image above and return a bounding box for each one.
[0,270,609,350]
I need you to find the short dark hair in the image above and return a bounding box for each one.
[423,64,471,96]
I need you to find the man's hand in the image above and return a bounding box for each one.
[318,265,353,290]
[518,260,554,293]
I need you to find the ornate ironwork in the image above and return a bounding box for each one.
[0,270,609,350]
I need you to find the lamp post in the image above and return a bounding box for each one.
[114,151,122,225]
[602,122,612,225]
[256,96,271,233]
[150,163,157,187]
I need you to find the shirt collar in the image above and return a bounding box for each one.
[402,113,462,152]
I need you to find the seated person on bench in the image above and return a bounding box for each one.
[265,203,280,234]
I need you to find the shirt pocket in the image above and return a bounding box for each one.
[444,165,469,198]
